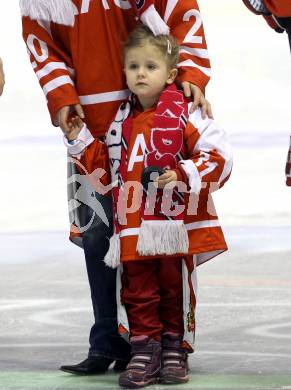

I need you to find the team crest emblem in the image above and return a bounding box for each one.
[135,0,145,10]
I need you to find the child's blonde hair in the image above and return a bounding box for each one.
[124,25,180,70]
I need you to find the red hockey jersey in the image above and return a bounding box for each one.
[264,0,291,17]
[66,102,233,265]
[21,0,211,138]
[111,105,232,264]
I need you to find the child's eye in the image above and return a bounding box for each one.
[129,63,138,70]
[147,64,157,70]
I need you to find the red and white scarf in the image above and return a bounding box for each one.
[20,0,155,26]
[105,84,190,268]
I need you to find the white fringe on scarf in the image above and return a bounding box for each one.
[19,0,77,26]
[140,5,169,36]
[137,220,189,256]
[104,234,121,268]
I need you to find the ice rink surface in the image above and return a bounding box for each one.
[0,228,290,389]
[0,0,290,389]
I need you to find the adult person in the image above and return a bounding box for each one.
[20,0,213,374]
[0,58,4,96]
[242,0,291,186]
[242,0,291,49]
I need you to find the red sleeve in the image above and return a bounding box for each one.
[21,17,80,126]
[77,140,111,192]
[165,0,211,92]
[174,166,189,186]
[180,110,233,194]
[264,0,291,17]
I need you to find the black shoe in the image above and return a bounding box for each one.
[60,357,114,375]
[113,358,130,372]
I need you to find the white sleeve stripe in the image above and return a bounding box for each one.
[31,61,37,70]
[190,110,233,184]
[179,159,202,194]
[195,134,232,183]
[188,105,211,134]
[219,145,233,183]
[164,0,179,23]
[36,62,70,80]
[120,228,140,237]
[200,163,218,178]
[186,220,220,230]
[180,46,209,59]
[177,59,211,77]
[67,66,75,76]
[79,90,130,105]
[42,75,74,96]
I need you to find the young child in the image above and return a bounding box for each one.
[65,26,232,388]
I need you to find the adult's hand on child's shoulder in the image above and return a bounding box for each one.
[181,82,213,119]
[0,58,5,96]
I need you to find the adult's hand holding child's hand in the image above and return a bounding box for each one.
[57,104,85,138]
[66,116,84,141]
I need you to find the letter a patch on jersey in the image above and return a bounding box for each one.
[128,134,147,172]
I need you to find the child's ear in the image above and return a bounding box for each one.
[166,68,178,85]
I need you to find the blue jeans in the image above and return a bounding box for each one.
[81,195,131,361]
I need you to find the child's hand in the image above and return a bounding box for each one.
[66,116,84,141]
[155,170,177,189]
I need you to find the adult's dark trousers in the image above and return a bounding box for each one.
[277,17,291,51]
[81,194,131,361]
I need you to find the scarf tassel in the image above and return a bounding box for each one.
[19,0,76,26]
[104,234,121,268]
[137,220,189,256]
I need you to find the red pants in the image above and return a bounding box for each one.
[122,257,184,340]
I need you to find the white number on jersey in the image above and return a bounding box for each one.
[27,34,49,63]
[81,0,93,13]
[183,9,203,45]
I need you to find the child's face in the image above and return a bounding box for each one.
[124,43,177,109]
